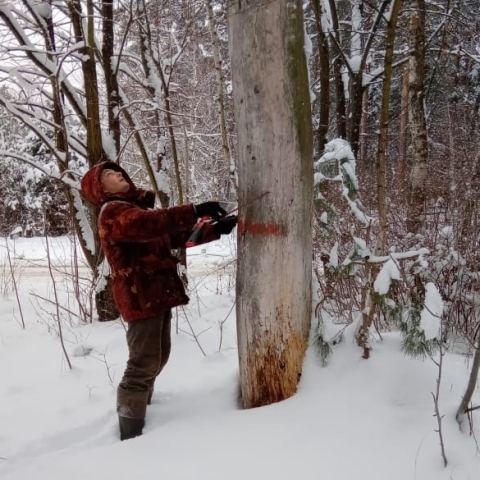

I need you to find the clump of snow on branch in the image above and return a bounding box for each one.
[28,0,52,20]
[314,138,372,225]
[374,258,402,295]
[419,283,443,340]
[328,242,339,267]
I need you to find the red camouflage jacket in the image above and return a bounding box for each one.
[81,161,218,322]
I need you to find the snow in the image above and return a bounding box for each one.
[420,283,443,340]
[374,258,401,295]
[0,236,479,480]
[328,242,339,267]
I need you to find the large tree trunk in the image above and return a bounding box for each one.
[69,0,119,321]
[229,0,313,409]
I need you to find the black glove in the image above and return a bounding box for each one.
[214,215,238,236]
[194,201,227,221]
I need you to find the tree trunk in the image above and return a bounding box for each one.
[135,0,171,207]
[72,0,119,321]
[398,65,409,184]
[407,0,428,233]
[327,0,347,139]
[311,0,330,153]
[456,334,480,431]
[206,0,238,196]
[356,0,402,354]
[102,0,121,156]
[229,0,313,409]
[374,0,402,257]
[359,87,369,164]
[349,72,364,157]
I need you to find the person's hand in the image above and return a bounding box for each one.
[214,215,238,236]
[194,201,227,221]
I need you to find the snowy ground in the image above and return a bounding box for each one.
[0,236,479,480]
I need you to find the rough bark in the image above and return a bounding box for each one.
[229,0,313,409]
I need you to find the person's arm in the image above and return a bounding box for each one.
[102,202,197,243]
[169,215,238,249]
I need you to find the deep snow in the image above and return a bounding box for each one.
[0,236,478,480]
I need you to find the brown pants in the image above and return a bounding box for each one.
[117,311,172,419]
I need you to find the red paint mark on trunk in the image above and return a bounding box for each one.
[238,219,282,236]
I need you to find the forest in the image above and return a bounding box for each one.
[0,0,479,470]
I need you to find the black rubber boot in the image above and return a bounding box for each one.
[119,416,145,441]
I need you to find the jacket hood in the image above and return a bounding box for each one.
[81,161,155,209]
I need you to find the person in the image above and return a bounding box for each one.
[81,161,237,440]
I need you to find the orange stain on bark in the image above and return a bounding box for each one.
[238,219,282,236]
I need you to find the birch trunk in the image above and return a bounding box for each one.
[229,0,313,409]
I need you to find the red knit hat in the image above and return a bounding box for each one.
[80,162,136,207]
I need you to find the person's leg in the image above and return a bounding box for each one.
[117,315,164,440]
[147,310,172,405]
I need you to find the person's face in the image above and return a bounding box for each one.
[101,169,130,194]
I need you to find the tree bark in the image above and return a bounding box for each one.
[374,0,402,257]
[206,0,238,196]
[456,335,480,431]
[356,0,402,354]
[229,0,313,409]
[311,0,330,152]
[71,0,119,321]
[398,65,409,183]
[407,0,428,233]
[359,87,369,164]
[327,0,347,139]
[102,0,121,156]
